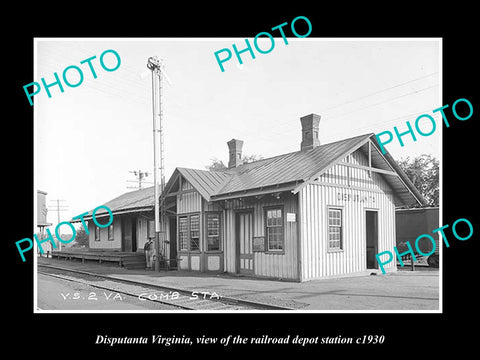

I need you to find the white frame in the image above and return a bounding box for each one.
[327,207,343,251]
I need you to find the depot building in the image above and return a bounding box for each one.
[83,114,425,281]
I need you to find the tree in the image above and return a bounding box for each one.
[205,154,264,171]
[397,154,439,207]
[73,226,89,247]
[206,158,227,171]
[241,154,264,163]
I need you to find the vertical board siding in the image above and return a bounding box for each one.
[137,217,148,250]
[320,149,392,192]
[163,217,170,259]
[224,194,299,280]
[224,209,235,273]
[177,177,202,214]
[204,201,223,212]
[176,177,201,269]
[300,149,397,281]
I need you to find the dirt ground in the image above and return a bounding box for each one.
[37,257,440,311]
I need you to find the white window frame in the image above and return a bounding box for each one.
[265,207,285,252]
[178,216,189,251]
[327,207,343,251]
[206,212,221,251]
[189,214,200,251]
[178,214,201,252]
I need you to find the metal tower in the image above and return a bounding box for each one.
[147,56,170,271]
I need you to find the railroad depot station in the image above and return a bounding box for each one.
[59,114,427,282]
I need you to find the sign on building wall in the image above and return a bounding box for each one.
[253,237,265,252]
[337,192,376,203]
[286,213,296,222]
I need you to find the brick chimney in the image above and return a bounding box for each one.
[300,113,321,151]
[227,139,244,168]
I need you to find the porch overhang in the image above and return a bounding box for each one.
[70,206,155,222]
[210,181,300,202]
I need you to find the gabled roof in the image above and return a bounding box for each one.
[218,133,372,195]
[102,186,155,213]
[82,133,425,217]
[176,167,232,201]
[72,186,155,221]
[166,133,425,207]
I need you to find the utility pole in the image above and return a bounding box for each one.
[127,169,152,190]
[48,199,68,251]
[147,56,171,272]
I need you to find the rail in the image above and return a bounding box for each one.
[37,263,293,311]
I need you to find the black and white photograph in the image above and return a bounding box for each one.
[7,6,479,356]
[33,37,441,312]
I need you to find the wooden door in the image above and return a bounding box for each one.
[236,211,254,274]
[122,217,132,252]
[131,218,137,252]
[366,210,378,269]
[169,217,178,268]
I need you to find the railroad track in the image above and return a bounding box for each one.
[37,264,292,311]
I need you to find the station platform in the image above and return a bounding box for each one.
[36,256,439,311]
[50,249,146,269]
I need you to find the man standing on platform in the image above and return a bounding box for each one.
[144,238,154,269]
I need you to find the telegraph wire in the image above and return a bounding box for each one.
[322,72,439,113]
[326,112,444,139]
[36,43,152,107]
[324,84,439,121]
[251,104,445,148]
[252,79,440,137]
[47,199,69,251]
[36,41,441,154]
[127,169,153,190]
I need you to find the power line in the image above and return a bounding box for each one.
[324,84,439,121]
[327,111,444,139]
[36,43,151,107]
[47,199,69,251]
[259,83,439,138]
[127,169,153,190]
[250,80,440,139]
[322,72,439,112]
[48,199,68,225]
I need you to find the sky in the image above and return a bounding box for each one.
[34,38,441,230]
